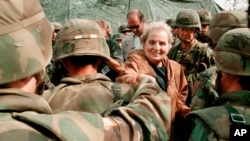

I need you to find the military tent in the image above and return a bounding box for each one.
[41,0,223,33]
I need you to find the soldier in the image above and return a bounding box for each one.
[167,9,215,106]
[111,33,126,47]
[47,22,67,86]
[191,10,248,111]
[165,18,179,46]
[52,22,62,46]
[118,24,131,36]
[0,1,171,140]
[183,28,250,141]
[44,19,122,113]
[122,9,147,61]
[196,9,215,48]
[95,19,124,81]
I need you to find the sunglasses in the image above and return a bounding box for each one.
[128,25,140,29]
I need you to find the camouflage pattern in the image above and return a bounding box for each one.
[118,24,131,34]
[207,10,247,43]
[191,11,248,111]
[165,18,176,27]
[111,33,126,41]
[197,9,212,25]
[53,19,110,61]
[190,66,219,111]
[184,28,250,141]
[0,78,171,141]
[213,28,250,76]
[186,91,250,141]
[43,73,135,114]
[175,9,201,30]
[0,88,104,141]
[196,9,215,48]
[0,0,172,140]
[168,41,214,103]
[103,81,171,140]
[0,0,53,85]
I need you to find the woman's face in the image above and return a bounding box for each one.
[144,29,170,67]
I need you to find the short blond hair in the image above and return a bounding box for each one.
[140,21,173,46]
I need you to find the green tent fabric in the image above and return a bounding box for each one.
[41,0,223,33]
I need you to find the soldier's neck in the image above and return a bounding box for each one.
[68,65,98,76]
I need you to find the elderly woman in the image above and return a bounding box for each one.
[117,21,190,131]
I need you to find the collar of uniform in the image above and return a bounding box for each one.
[60,73,111,84]
[215,90,250,107]
[0,88,52,114]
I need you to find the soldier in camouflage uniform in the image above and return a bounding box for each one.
[165,18,180,46]
[167,9,215,106]
[111,33,126,48]
[44,19,125,114]
[191,10,248,111]
[0,1,172,140]
[183,28,250,141]
[52,22,62,47]
[196,9,215,48]
[46,21,68,86]
[95,19,124,82]
[118,24,131,36]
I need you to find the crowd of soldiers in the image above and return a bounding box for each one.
[0,0,250,141]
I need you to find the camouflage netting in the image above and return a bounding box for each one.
[40,0,223,33]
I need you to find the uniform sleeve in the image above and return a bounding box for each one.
[103,82,171,141]
[190,66,219,111]
[199,47,215,72]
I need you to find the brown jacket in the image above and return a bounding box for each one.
[117,49,189,121]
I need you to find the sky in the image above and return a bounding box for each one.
[214,0,248,11]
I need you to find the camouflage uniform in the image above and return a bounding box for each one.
[98,38,123,82]
[0,1,172,140]
[191,10,248,111]
[43,19,116,114]
[0,1,103,140]
[184,28,250,141]
[167,9,215,105]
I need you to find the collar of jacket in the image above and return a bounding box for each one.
[0,88,52,114]
[215,90,250,107]
[60,73,111,84]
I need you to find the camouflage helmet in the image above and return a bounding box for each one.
[0,0,53,85]
[175,9,201,30]
[207,10,247,43]
[197,9,212,25]
[118,24,131,33]
[165,18,176,27]
[53,19,110,61]
[213,28,250,76]
[52,22,63,31]
[112,33,125,41]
